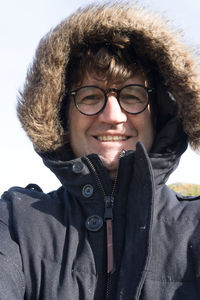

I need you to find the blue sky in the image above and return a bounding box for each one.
[1,0,200,194]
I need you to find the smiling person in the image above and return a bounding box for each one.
[68,53,154,180]
[1,3,200,300]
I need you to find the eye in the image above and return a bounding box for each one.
[120,93,145,105]
[80,94,102,105]
[120,86,148,105]
[76,87,104,106]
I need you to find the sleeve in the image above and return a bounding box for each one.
[0,196,25,300]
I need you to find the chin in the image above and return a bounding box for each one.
[99,155,119,174]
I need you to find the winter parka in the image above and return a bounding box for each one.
[1,3,200,300]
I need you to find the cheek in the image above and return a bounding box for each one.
[129,109,154,151]
[69,114,82,144]
[68,105,81,147]
[68,105,94,155]
[129,109,153,132]
[68,110,83,157]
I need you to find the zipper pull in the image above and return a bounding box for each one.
[104,196,114,220]
[104,196,114,274]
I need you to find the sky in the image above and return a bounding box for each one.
[1,0,200,195]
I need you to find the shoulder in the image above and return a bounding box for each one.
[0,185,69,255]
[0,184,67,228]
[157,184,200,222]
[1,183,65,205]
[162,184,200,203]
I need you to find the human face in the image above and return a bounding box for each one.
[68,74,154,179]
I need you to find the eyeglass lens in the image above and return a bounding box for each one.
[75,85,149,115]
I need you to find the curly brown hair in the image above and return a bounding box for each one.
[65,42,151,90]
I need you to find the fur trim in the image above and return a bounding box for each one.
[17,2,200,152]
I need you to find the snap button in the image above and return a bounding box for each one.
[82,184,94,198]
[72,161,84,173]
[85,215,103,231]
[120,149,126,157]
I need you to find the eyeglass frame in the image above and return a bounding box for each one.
[69,84,154,116]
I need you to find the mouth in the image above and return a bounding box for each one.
[94,135,130,142]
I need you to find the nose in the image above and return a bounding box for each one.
[98,95,127,124]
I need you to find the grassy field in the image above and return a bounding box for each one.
[169,183,200,196]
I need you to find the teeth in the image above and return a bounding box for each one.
[97,135,128,141]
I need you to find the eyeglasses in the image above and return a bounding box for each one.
[69,84,154,116]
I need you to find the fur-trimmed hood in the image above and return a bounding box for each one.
[17,2,200,153]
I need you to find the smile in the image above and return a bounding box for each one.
[96,135,129,141]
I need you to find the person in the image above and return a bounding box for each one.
[1,2,200,300]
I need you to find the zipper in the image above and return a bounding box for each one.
[85,156,116,273]
[85,150,126,300]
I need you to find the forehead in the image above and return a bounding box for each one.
[79,72,148,88]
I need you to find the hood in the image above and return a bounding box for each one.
[17,2,200,154]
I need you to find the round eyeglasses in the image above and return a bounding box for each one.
[69,84,154,116]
